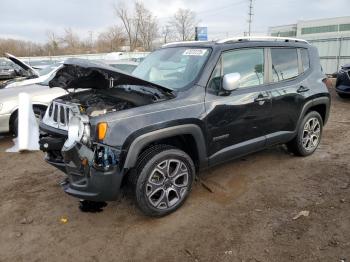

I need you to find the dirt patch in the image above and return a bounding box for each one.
[0,89,349,262]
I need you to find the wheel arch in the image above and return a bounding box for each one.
[297,97,330,130]
[9,103,48,132]
[122,124,208,171]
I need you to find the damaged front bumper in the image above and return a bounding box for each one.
[61,142,123,201]
[40,127,124,201]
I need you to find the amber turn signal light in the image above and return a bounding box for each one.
[97,122,108,140]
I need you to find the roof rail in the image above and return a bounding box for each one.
[162,40,209,47]
[217,36,309,44]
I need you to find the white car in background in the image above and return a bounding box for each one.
[1,53,62,89]
[0,58,142,136]
[0,81,68,136]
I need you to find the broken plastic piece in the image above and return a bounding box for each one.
[60,217,68,224]
[293,210,310,220]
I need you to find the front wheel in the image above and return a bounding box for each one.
[132,145,195,217]
[287,111,323,156]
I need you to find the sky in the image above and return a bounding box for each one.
[0,0,349,43]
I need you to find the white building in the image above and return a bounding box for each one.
[269,16,350,74]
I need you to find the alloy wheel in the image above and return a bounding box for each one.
[146,159,189,210]
[302,117,321,151]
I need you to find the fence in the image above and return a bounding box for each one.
[309,37,350,74]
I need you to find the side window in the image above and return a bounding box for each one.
[271,48,298,82]
[222,48,264,88]
[300,48,310,72]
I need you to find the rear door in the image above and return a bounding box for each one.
[265,47,310,145]
[205,47,272,165]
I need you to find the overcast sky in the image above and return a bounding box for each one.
[0,0,349,43]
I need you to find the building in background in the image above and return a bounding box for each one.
[269,16,350,74]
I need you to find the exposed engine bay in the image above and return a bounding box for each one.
[70,92,134,117]
[40,85,173,170]
[62,86,168,118]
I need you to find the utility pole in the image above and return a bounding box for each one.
[248,0,254,36]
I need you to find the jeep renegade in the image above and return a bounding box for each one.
[39,37,331,217]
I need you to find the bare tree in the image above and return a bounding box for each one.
[135,2,158,50]
[161,25,175,44]
[171,8,197,41]
[114,3,137,51]
[46,30,60,56]
[60,28,81,54]
[114,2,158,51]
[96,26,126,52]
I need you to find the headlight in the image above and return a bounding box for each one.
[64,115,91,149]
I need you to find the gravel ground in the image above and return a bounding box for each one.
[0,88,349,262]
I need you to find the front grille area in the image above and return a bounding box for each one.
[42,100,81,131]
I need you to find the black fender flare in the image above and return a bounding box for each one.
[296,96,330,130]
[122,124,208,169]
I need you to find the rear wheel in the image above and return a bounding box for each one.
[287,111,323,156]
[131,145,195,217]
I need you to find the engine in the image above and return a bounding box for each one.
[72,93,135,117]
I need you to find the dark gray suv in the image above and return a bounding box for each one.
[39,37,330,217]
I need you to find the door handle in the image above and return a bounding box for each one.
[297,86,310,93]
[254,94,270,103]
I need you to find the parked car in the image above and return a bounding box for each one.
[335,64,350,98]
[0,53,40,85]
[1,56,62,89]
[107,60,139,74]
[0,59,22,80]
[39,37,330,217]
[0,59,141,135]
[0,81,68,135]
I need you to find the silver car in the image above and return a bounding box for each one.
[0,58,141,135]
[0,82,67,135]
[1,53,63,89]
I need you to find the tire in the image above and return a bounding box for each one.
[287,111,323,156]
[11,106,46,137]
[337,92,350,99]
[131,145,195,217]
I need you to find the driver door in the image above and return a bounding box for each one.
[205,48,272,166]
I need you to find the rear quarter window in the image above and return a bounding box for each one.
[300,48,310,72]
[271,48,298,82]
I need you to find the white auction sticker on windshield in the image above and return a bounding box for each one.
[183,49,207,56]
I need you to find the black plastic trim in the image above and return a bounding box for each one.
[123,124,207,169]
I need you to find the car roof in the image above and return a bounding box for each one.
[162,37,310,50]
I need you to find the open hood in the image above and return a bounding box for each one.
[48,58,173,93]
[4,53,39,77]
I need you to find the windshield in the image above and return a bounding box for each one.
[38,63,61,76]
[132,47,210,90]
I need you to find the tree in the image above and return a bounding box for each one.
[135,2,158,50]
[171,8,197,41]
[96,26,126,52]
[114,3,137,51]
[60,28,81,54]
[114,2,158,51]
[161,25,174,44]
[46,30,60,56]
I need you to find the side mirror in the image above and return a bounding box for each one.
[222,72,241,92]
